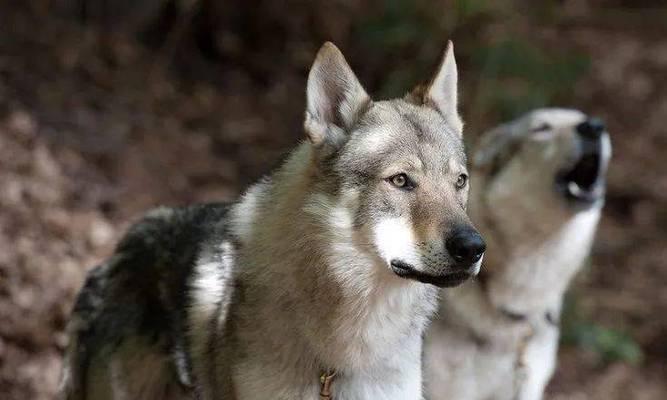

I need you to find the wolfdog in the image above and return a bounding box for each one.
[60,41,486,400]
[424,109,611,400]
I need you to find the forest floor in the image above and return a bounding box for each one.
[0,4,666,399]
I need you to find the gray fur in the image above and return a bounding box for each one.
[61,42,481,400]
[424,108,612,400]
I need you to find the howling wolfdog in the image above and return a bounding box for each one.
[425,109,611,400]
[60,41,485,400]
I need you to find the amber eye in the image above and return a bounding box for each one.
[388,173,414,190]
[456,174,468,189]
[391,174,407,187]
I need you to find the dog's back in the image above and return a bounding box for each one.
[60,204,229,400]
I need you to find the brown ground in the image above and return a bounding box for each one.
[0,2,665,399]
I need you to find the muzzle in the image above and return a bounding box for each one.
[555,118,609,205]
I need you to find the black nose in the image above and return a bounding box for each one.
[576,118,605,140]
[445,228,486,268]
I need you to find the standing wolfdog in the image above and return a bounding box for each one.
[60,41,486,400]
[425,109,611,400]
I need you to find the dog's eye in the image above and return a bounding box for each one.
[388,173,414,190]
[531,123,552,133]
[455,174,468,189]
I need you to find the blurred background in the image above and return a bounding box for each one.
[0,0,665,399]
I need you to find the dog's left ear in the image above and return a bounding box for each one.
[304,42,371,147]
[421,41,463,135]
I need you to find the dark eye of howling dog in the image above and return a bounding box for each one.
[531,123,552,133]
[455,174,468,189]
[388,173,415,190]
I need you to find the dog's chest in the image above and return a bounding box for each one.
[232,360,423,400]
[480,327,556,400]
[332,298,432,368]
[333,366,423,400]
[228,285,431,400]
[426,315,559,400]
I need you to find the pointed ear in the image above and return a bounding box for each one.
[304,42,371,146]
[472,119,527,176]
[423,41,463,134]
[472,122,515,169]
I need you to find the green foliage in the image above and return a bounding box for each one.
[454,0,491,20]
[355,0,590,120]
[356,0,441,98]
[359,0,434,49]
[471,39,590,119]
[562,321,644,365]
[358,0,492,48]
[560,296,644,365]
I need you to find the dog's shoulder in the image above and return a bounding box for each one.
[85,201,234,339]
[61,203,234,398]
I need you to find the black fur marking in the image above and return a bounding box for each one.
[66,203,232,397]
[390,260,471,288]
[545,311,559,326]
[401,110,427,140]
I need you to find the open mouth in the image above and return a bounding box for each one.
[555,138,607,205]
[390,260,472,288]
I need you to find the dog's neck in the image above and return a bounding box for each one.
[438,206,601,343]
[229,143,437,381]
[483,207,600,315]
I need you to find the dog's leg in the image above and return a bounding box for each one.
[83,337,192,400]
[516,326,559,400]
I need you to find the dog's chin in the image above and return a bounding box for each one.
[390,260,473,288]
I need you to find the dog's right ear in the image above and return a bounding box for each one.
[473,121,522,176]
[304,42,371,146]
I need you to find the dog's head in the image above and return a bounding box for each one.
[470,108,611,313]
[473,109,611,212]
[302,42,484,288]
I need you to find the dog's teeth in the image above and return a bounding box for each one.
[568,182,583,196]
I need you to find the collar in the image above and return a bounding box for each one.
[319,370,337,400]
